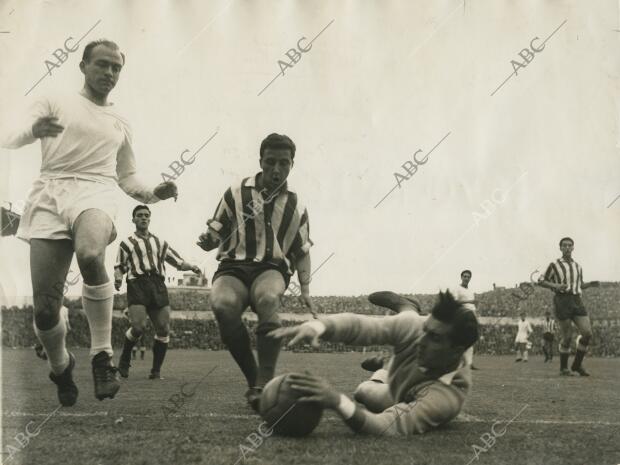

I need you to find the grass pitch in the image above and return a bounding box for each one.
[2,349,619,465]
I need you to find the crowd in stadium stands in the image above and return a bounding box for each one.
[62,283,619,320]
[3,304,619,356]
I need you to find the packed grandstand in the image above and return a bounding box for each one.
[2,283,619,356]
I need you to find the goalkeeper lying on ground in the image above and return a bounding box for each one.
[268,290,479,436]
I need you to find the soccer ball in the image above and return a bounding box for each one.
[259,373,323,437]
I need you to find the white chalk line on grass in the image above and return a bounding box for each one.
[3,411,620,426]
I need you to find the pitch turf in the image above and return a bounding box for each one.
[2,350,619,465]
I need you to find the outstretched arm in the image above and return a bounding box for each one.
[164,244,201,274]
[270,311,425,348]
[1,99,62,149]
[116,128,177,204]
[289,373,464,436]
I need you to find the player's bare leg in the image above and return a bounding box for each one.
[368,291,422,313]
[73,209,119,400]
[148,305,171,379]
[571,316,592,376]
[118,305,148,378]
[211,276,257,402]
[250,270,286,387]
[558,319,574,375]
[31,238,78,406]
[515,343,523,362]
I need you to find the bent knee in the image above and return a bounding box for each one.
[76,247,105,271]
[353,381,391,413]
[211,293,243,317]
[254,293,282,312]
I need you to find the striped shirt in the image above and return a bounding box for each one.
[200,173,312,274]
[543,257,583,295]
[115,232,184,280]
[542,318,556,334]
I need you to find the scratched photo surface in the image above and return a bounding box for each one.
[0,1,619,465]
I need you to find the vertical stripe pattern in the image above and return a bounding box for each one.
[543,319,556,333]
[115,232,185,280]
[543,258,583,294]
[203,174,312,274]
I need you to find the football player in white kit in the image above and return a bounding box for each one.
[514,312,533,362]
[450,270,478,368]
[1,39,178,406]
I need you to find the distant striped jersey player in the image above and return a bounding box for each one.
[115,232,184,280]
[202,174,311,274]
[542,318,556,333]
[543,258,583,295]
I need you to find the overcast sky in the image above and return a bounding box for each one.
[1,0,618,301]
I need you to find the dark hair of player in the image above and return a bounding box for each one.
[461,270,472,277]
[559,237,574,246]
[132,205,150,218]
[260,133,296,159]
[82,39,126,65]
[432,291,479,349]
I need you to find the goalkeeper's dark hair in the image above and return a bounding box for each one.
[431,290,479,349]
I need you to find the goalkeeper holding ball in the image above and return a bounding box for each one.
[269,290,479,436]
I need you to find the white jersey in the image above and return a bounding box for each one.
[515,320,533,344]
[449,285,476,312]
[1,92,156,203]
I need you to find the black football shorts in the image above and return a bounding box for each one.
[127,274,170,309]
[553,294,587,321]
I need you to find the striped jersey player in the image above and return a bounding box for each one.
[538,237,599,376]
[197,133,313,411]
[114,205,201,380]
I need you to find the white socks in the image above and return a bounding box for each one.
[34,312,70,375]
[82,282,114,357]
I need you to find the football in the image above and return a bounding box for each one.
[259,373,323,437]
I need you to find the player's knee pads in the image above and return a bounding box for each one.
[256,320,281,336]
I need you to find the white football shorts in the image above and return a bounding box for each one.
[17,177,119,242]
